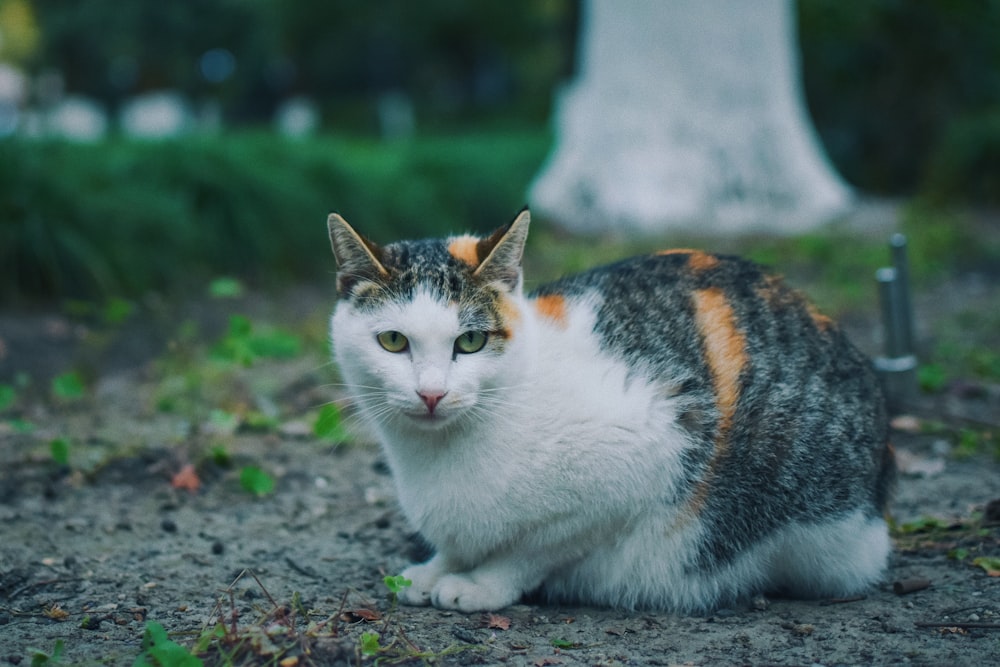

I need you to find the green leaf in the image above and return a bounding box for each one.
[209,445,231,467]
[208,276,245,298]
[9,418,34,433]
[897,516,949,534]
[29,639,64,667]
[248,330,301,359]
[0,384,15,411]
[244,410,279,431]
[383,575,412,594]
[973,556,1000,576]
[50,438,70,466]
[192,624,226,654]
[314,404,348,442]
[240,466,275,496]
[917,364,948,393]
[360,631,381,656]
[551,637,579,649]
[52,372,85,400]
[210,315,301,365]
[135,621,203,667]
[103,297,134,325]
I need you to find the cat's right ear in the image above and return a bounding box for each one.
[327,213,390,296]
[473,208,531,292]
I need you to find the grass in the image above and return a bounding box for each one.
[0,130,551,302]
[3,129,997,315]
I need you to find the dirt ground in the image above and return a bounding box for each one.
[1,273,999,666]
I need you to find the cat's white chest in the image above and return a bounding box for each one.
[382,299,693,565]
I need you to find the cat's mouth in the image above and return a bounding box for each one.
[403,409,455,427]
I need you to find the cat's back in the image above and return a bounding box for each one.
[530,248,869,386]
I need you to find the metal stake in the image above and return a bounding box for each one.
[874,235,918,412]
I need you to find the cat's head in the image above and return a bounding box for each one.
[328,209,532,434]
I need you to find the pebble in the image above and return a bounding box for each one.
[161,518,178,533]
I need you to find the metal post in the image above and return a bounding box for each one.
[889,233,915,355]
[875,236,917,412]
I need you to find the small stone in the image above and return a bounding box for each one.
[211,541,225,555]
[792,623,815,636]
[161,518,177,533]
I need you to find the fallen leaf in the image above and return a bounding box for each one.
[44,604,69,621]
[485,613,511,630]
[534,659,562,667]
[341,608,381,623]
[973,557,1000,577]
[890,415,922,433]
[171,463,201,492]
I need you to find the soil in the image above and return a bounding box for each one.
[1,275,999,666]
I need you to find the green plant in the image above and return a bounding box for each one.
[28,640,64,667]
[383,575,413,596]
[134,622,203,667]
[49,438,70,466]
[359,631,382,657]
[211,315,302,367]
[239,466,275,497]
[103,297,135,325]
[917,364,948,393]
[973,556,1000,576]
[0,131,550,302]
[314,404,349,442]
[208,276,245,299]
[0,383,15,411]
[51,372,85,400]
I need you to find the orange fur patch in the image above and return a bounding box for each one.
[693,288,747,433]
[685,287,749,516]
[657,249,719,272]
[807,304,834,332]
[532,294,568,327]
[448,235,481,267]
[496,294,521,338]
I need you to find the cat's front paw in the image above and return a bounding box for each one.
[431,573,520,613]
[397,561,441,607]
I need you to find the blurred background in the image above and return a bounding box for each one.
[0,0,998,301]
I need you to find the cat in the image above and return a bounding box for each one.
[327,208,895,613]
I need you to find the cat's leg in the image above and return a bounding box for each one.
[766,509,891,599]
[397,553,451,606]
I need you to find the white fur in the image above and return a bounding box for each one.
[331,288,888,612]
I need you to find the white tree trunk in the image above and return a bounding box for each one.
[529,0,852,235]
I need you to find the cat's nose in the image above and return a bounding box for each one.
[417,390,447,414]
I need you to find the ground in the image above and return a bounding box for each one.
[1,266,999,666]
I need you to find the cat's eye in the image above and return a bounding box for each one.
[454,331,488,354]
[377,331,409,353]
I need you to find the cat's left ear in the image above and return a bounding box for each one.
[474,208,530,292]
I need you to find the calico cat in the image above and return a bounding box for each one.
[327,209,895,613]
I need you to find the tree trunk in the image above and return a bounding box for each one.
[529,0,852,235]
